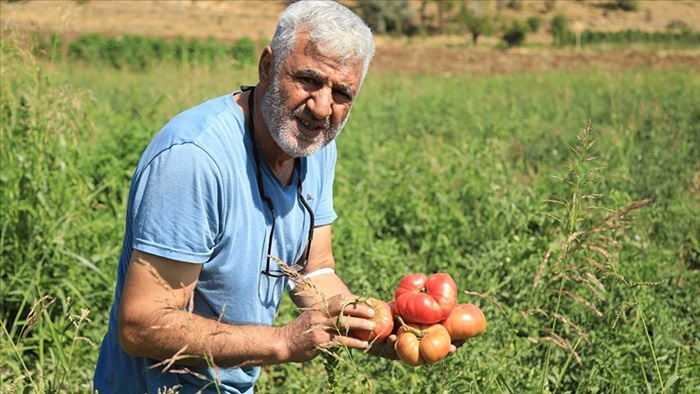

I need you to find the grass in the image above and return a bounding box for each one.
[1,31,699,393]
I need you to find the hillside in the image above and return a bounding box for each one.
[1,0,699,75]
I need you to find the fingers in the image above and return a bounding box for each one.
[324,314,376,336]
[322,293,375,319]
[366,334,400,360]
[323,332,370,350]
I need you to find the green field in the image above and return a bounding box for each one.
[2,34,699,393]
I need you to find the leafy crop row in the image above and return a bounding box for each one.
[31,32,258,70]
[557,29,700,47]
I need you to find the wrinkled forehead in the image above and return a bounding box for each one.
[281,31,364,88]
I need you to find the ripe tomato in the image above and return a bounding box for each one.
[394,331,424,367]
[441,303,486,340]
[348,297,394,342]
[395,323,451,366]
[394,273,458,324]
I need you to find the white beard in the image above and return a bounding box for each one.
[260,75,348,157]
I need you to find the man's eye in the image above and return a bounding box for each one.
[334,90,353,103]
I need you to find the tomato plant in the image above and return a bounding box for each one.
[394,273,458,324]
[395,322,451,366]
[347,297,394,342]
[440,303,487,340]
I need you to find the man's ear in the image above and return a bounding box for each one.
[258,46,274,84]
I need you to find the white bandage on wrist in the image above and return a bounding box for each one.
[286,267,336,291]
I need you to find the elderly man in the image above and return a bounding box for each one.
[94,1,388,393]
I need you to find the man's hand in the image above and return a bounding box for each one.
[281,293,378,363]
[366,334,399,360]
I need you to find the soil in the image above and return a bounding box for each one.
[1,0,699,76]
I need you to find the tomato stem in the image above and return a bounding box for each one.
[396,315,424,338]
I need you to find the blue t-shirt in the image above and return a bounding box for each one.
[94,93,337,393]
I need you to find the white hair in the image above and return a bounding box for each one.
[271,0,376,83]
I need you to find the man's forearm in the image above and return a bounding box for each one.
[118,308,290,368]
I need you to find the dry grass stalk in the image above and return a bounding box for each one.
[551,312,590,344]
[271,255,330,310]
[612,300,638,329]
[21,295,56,340]
[529,332,583,365]
[464,290,508,316]
[533,250,551,288]
[557,290,604,318]
[525,122,653,369]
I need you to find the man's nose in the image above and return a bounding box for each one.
[306,87,333,120]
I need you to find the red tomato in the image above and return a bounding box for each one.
[394,273,458,324]
[348,297,394,342]
[441,303,487,340]
[395,323,451,366]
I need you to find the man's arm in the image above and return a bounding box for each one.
[289,225,352,307]
[289,225,400,359]
[117,250,376,368]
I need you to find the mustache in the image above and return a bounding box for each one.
[297,106,330,129]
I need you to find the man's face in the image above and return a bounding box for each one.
[261,33,364,158]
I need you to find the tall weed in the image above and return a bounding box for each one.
[1,33,104,392]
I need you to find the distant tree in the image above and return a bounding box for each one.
[455,4,493,46]
[502,19,529,47]
[543,0,557,13]
[356,0,415,35]
[550,13,569,46]
[506,0,523,11]
[526,16,541,33]
[666,20,691,34]
[614,0,639,12]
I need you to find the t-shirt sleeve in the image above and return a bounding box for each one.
[130,143,223,263]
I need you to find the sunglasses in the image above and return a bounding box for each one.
[255,155,315,278]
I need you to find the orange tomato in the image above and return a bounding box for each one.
[348,297,395,342]
[395,323,451,366]
[440,303,486,340]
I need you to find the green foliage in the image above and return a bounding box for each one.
[55,32,260,70]
[2,32,699,393]
[31,32,62,62]
[666,20,691,34]
[506,0,523,11]
[551,13,569,46]
[543,0,557,13]
[230,36,257,66]
[502,19,529,47]
[355,0,416,36]
[1,36,111,393]
[454,5,494,45]
[609,0,640,12]
[558,29,700,47]
[526,16,541,33]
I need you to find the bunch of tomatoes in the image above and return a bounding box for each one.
[350,272,486,367]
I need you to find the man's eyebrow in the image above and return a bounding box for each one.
[335,84,356,97]
[296,69,356,97]
[296,69,324,81]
